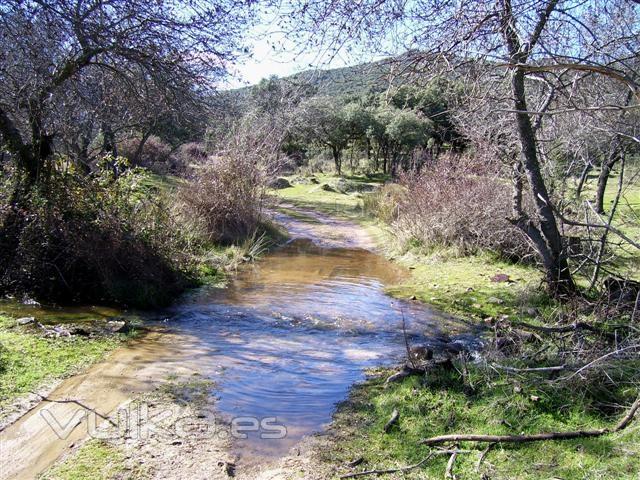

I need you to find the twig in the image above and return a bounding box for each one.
[444,450,458,479]
[492,364,566,373]
[400,307,416,369]
[475,442,496,472]
[339,450,466,479]
[561,344,640,381]
[30,392,117,427]
[420,394,640,446]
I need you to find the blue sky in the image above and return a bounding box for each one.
[221,8,365,89]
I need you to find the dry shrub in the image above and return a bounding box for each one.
[392,154,533,260]
[118,135,181,174]
[180,122,280,245]
[362,183,406,223]
[0,163,190,307]
[174,142,208,171]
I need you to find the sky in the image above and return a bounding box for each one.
[220,8,366,89]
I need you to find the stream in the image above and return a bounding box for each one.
[0,207,478,477]
[160,208,477,462]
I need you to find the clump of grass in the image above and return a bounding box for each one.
[326,364,640,479]
[41,439,133,480]
[0,315,123,409]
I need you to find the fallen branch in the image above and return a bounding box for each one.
[507,320,616,340]
[560,344,640,381]
[31,392,117,427]
[492,364,566,373]
[383,409,399,433]
[444,451,458,479]
[339,450,467,479]
[420,394,640,446]
[385,365,425,384]
[475,442,495,472]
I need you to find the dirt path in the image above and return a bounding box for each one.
[0,329,211,479]
[271,205,377,250]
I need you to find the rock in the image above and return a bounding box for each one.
[491,273,512,283]
[409,295,417,300]
[487,297,505,305]
[105,320,129,334]
[268,177,291,189]
[16,316,36,325]
[290,175,319,185]
[319,183,336,192]
[410,345,433,363]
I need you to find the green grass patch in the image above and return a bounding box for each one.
[0,315,124,409]
[326,367,640,479]
[273,173,377,216]
[40,439,133,480]
[385,249,548,321]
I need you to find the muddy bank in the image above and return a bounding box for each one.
[0,328,205,479]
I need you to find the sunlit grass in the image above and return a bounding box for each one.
[0,315,124,408]
[326,368,640,479]
[40,440,134,480]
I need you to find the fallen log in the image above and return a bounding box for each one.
[420,394,640,446]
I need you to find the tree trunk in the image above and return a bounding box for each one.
[132,131,153,166]
[510,68,576,296]
[332,146,342,176]
[595,139,622,214]
[575,161,592,198]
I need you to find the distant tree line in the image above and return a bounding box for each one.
[220,75,465,176]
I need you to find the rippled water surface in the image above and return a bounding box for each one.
[165,212,474,461]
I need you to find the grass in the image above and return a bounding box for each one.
[385,250,548,321]
[274,173,376,216]
[40,439,133,480]
[574,169,640,279]
[0,315,125,409]
[326,366,640,479]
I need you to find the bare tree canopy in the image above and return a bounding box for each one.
[0,0,255,186]
[282,0,640,295]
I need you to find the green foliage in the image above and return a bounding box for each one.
[0,161,192,308]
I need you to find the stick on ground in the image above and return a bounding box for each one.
[421,394,640,446]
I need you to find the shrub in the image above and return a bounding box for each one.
[0,160,191,307]
[387,155,534,260]
[181,152,268,245]
[362,183,405,223]
[174,142,209,171]
[118,135,179,174]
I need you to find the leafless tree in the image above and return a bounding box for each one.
[0,0,254,191]
[284,0,640,296]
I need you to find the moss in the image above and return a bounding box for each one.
[0,315,124,408]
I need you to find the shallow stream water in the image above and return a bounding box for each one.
[161,209,477,462]
[0,208,478,475]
